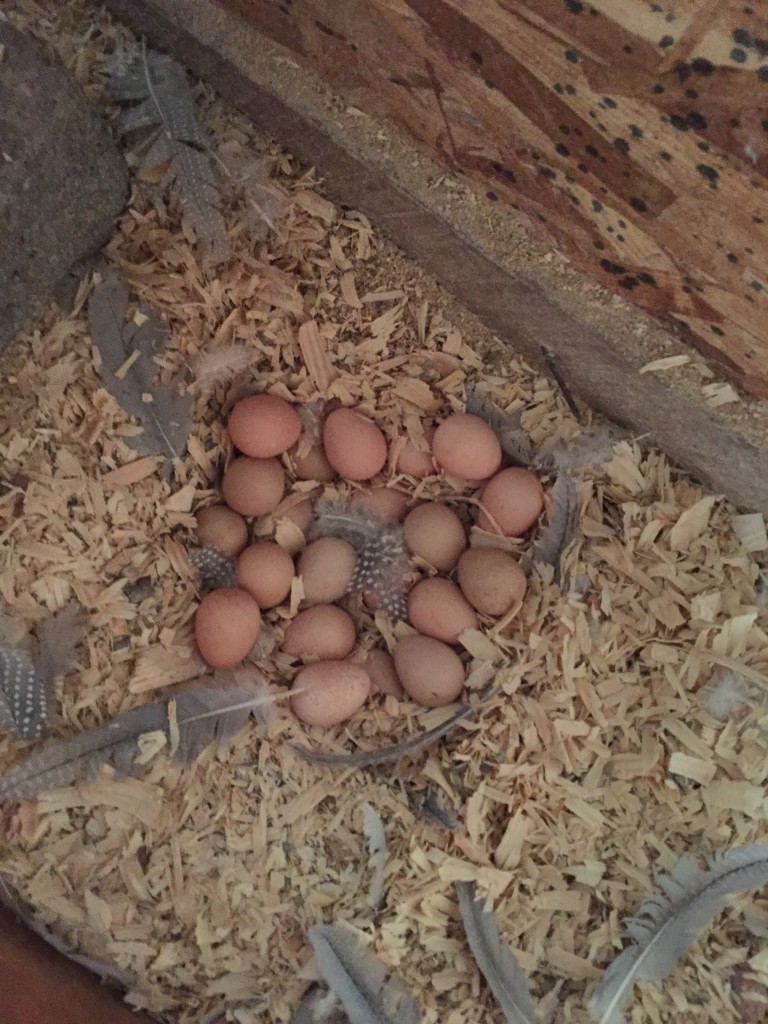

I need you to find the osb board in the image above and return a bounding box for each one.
[1,3,768,1024]
[219,0,768,400]
[101,0,768,517]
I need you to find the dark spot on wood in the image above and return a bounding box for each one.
[540,166,557,180]
[564,0,584,12]
[659,36,674,49]
[592,199,603,212]
[486,190,498,200]
[602,96,617,108]
[618,219,626,228]
[733,28,754,46]
[554,83,564,94]
[593,240,606,249]
[585,144,599,157]
[569,193,580,205]
[315,21,345,41]
[618,275,639,289]
[614,137,630,154]
[565,84,577,95]
[685,88,699,99]
[637,272,658,285]
[727,252,739,263]
[565,49,578,63]
[669,114,689,131]
[696,164,719,185]
[616,234,625,242]
[730,117,742,128]
[559,123,571,134]
[660,151,672,161]
[502,168,517,182]
[711,325,725,336]
[630,196,648,212]
[750,279,764,291]
[577,162,588,172]
[691,57,715,75]
[730,47,747,63]
[758,65,768,80]
[600,259,626,274]
[555,142,570,156]
[630,124,644,138]
[673,61,691,82]
[470,50,483,64]
[484,78,495,88]
[762,119,768,131]
[653,83,665,93]
[697,141,710,151]
[756,39,768,57]
[623,44,633,54]
[753,215,765,223]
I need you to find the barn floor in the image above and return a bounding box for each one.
[2,3,768,1023]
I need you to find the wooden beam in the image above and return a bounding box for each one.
[103,0,768,513]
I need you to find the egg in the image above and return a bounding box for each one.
[365,648,404,699]
[407,578,479,644]
[403,503,467,571]
[323,407,387,481]
[221,456,285,516]
[432,413,502,481]
[228,394,301,458]
[393,635,465,707]
[291,442,336,483]
[290,660,370,727]
[351,487,409,522]
[236,542,295,608]
[195,504,248,557]
[195,587,261,669]
[282,604,356,661]
[395,428,436,479]
[279,498,314,533]
[478,467,544,536]
[457,547,527,617]
[298,537,357,603]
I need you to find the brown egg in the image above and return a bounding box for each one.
[282,604,356,661]
[403,503,467,571]
[279,498,314,533]
[195,587,261,669]
[478,467,544,536]
[228,394,301,458]
[457,548,527,617]
[195,504,248,557]
[236,542,295,608]
[222,457,285,516]
[432,413,502,481]
[395,428,436,479]
[323,407,387,481]
[292,443,336,483]
[366,648,404,699]
[351,487,409,522]
[394,635,465,707]
[291,661,370,727]
[407,578,479,644]
[298,537,357,603]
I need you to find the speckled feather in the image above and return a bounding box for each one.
[310,500,411,621]
[189,544,237,590]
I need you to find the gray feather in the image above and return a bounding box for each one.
[531,473,578,582]
[588,844,768,1024]
[88,279,192,462]
[0,677,275,802]
[456,882,538,1024]
[465,388,534,467]
[309,924,420,1024]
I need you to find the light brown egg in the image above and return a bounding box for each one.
[478,467,544,536]
[228,394,301,458]
[393,635,465,707]
[282,604,356,661]
[290,661,370,727]
[195,587,261,669]
[395,428,436,479]
[195,504,248,557]
[236,542,295,608]
[457,548,527,617]
[298,537,357,603]
[221,457,285,516]
[365,648,404,699]
[351,487,409,522]
[432,413,502,481]
[279,498,314,533]
[323,407,387,481]
[403,503,467,571]
[291,443,336,483]
[407,578,479,644]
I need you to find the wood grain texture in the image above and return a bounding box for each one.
[221,0,768,397]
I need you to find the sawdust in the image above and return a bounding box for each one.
[1,3,768,1024]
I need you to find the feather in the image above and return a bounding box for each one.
[291,693,487,769]
[456,882,538,1024]
[191,345,252,397]
[465,387,534,467]
[106,47,228,264]
[362,803,388,910]
[309,924,420,1024]
[189,545,237,590]
[588,844,768,1024]
[88,278,192,463]
[531,473,578,582]
[535,428,621,475]
[292,984,347,1024]
[0,675,281,802]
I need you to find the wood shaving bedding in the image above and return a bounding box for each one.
[1,2,767,1022]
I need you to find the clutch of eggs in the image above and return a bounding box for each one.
[192,396,546,725]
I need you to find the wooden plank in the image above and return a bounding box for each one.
[219,0,768,399]
[103,0,768,513]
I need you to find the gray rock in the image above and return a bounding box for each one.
[0,23,128,354]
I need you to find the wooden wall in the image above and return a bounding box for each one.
[219,0,768,399]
